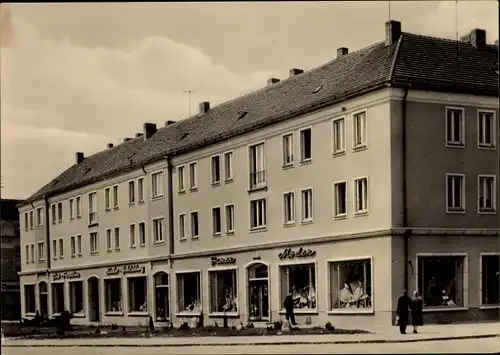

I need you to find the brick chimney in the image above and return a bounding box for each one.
[199,101,210,114]
[135,133,143,138]
[143,123,157,140]
[385,20,402,46]
[337,47,349,57]
[267,78,280,86]
[165,120,176,126]
[289,68,304,77]
[460,29,487,48]
[75,152,84,164]
[107,143,114,149]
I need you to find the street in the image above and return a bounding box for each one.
[2,337,499,355]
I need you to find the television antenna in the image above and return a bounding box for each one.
[182,89,196,117]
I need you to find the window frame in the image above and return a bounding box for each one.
[75,196,81,218]
[58,238,64,258]
[76,235,82,256]
[212,206,222,236]
[104,187,111,211]
[113,227,120,251]
[57,202,63,223]
[177,165,186,193]
[249,198,267,230]
[153,271,170,321]
[210,154,221,186]
[479,252,500,309]
[300,187,314,223]
[138,221,146,246]
[445,106,466,148]
[23,284,36,315]
[175,270,202,316]
[51,204,56,224]
[88,191,98,224]
[68,280,85,316]
[112,184,119,209]
[129,223,136,248]
[51,281,65,315]
[353,177,369,216]
[189,211,199,239]
[248,141,267,190]
[282,191,295,226]
[477,109,496,149]
[445,173,466,214]
[37,241,45,261]
[126,275,148,314]
[52,239,57,260]
[36,207,44,227]
[333,180,348,219]
[278,260,318,314]
[477,174,497,214]
[89,232,99,254]
[151,170,165,199]
[223,150,234,182]
[331,116,346,156]
[178,213,187,241]
[224,203,235,234]
[188,161,198,191]
[137,177,145,203]
[352,110,368,151]
[281,132,295,167]
[299,126,313,163]
[106,228,112,252]
[70,236,76,257]
[152,217,165,244]
[207,266,239,316]
[104,276,123,314]
[69,198,74,220]
[128,180,136,205]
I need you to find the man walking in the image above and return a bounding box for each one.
[396,290,412,334]
[283,289,297,326]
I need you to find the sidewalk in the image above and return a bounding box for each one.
[2,323,499,347]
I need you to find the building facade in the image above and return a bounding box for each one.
[18,21,499,327]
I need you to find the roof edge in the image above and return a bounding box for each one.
[388,32,404,82]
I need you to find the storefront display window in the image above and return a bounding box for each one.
[279,263,316,310]
[105,278,122,312]
[38,282,48,316]
[51,282,65,314]
[481,254,500,307]
[24,284,36,314]
[69,281,84,314]
[177,272,201,313]
[329,258,372,310]
[128,276,147,313]
[209,269,238,313]
[154,272,169,321]
[418,255,465,308]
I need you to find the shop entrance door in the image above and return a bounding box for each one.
[38,282,48,317]
[87,277,100,322]
[247,263,269,321]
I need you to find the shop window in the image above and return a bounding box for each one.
[51,282,65,314]
[128,276,147,313]
[69,281,84,315]
[105,278,123,312]
[329,258,372,310]
[481,254,500,307]
[24,284,36,314]
[209,269,238,313]
[39,282,48,316]
[177,272,201,314]
[418,255,465,308]
[279,263,316,311]
[154,272,169,321]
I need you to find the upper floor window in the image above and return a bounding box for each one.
[105,187,111,211]
[249,142,266,190]
[478,175,496,213]
[299,127,312,162]
[212,206,222,236]
[178,165,186,193]
[332,117,346,154]
[130,224,136,247]
[446,108,465,147]
[52,239,57,260]
[88,192,98,224]
[70,236,76,257]
[58,238,64,258]
[75,196,81,218]
[24,213,28,231]
[333,181,347,218]
[25,245,29,264]
[301,188,313,222]
[178,214,186,240]
[190,211,199,238]
[283,192,295,225]
[354,177,369,215]
[36,207,43,227]
[30,244,35,263]
[153,218,164,243]
[77,235,82,255]
[353,111,367,149]
[112,185,119,209]
[51,204,56,224]
[29,210,34,229]
[282,133,294,167]
[189,162,198,190]
[57,202,63,222]
[223,151,234,182]
[128,181,135,205]
[114,227,120,250]
[151,171,164,198]
[37,242,45,261]
[139,222,146,246]
[211,155,221,185]
[225,204,235,234]
[69,199,74,219]
[106,229,112,251]
[90,232,99,253]
[446,174,465,213]
[250,198,267,230]
[478,111,495,148]
[138,178,145,203]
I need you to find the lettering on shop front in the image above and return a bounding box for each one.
[105,266,120,275]
[105,264,145,275]
[52,271,81,280]
[278,247,316,260]
[211,256,236,266]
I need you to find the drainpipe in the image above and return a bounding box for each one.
[44,196,51,270]
[166,156,175,265]
[402,85,410,292]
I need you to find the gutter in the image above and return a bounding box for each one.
[402,85,410,292]
[166,156,175,263]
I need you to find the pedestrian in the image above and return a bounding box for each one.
[396,290,412,334]
[283,289,297,326]
[412,290,424,333]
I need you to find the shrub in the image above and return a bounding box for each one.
[179,322,190,330]
[325,322,335,331]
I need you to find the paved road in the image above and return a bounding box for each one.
[2,337,499,355]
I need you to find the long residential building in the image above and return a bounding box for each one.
[18,21,499,328]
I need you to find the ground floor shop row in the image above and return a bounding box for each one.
[19,234,499,326]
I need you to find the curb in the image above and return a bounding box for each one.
[2,333,498,347]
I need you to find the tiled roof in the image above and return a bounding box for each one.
[25,31,499,203]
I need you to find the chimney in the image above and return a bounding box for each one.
[337,47,349,57]
[124,138,133,142]
[199,101,210,114]
[143,122,157,140]
[289,68,304,77]
[165,120,176,126]
[461,29,487,48]
[75,152,84,164]
[107,143,114,149]
[267,78,280,86]
[135,133,143,138]
[385,20,402,46]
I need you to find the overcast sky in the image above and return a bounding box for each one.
[1,1,498,200]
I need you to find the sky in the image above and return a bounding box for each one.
[1,1,498,200]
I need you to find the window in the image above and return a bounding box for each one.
[332,117,346,154]
[138,177,145,202]
[478,111,495,148]
[114,227,120,250]
[58,238,63,258]
[249,143,266,189]
[418,255,466,308]
[179,214,186,240]
[478,175,496,213]
[39,282,48,315]
[105,278,122,312]
[51,283,65,314]
[209,269,238,313]
[178,165,186,192]
[77,235,82,255]
[153,218,164,243]
[354,177,368,214]
[52,240,57,260]
[225,204,235,233]
[301,188,313,222]
[51,204,56,224]
[128,181,135,205]
[154,273,169,320]
[89,192,98,224]
[211,155,221,184]
[151,171,164,198]
[25,245,29,264]
[212,207,222,235]
[480,254,500,307]
[280,263,317,310]
[36,207,44,227]
[128,276,147,313]
[353,111,367,149]
[446,174,465,212]
[70,236,76,257]
[299,128,312,162]
[223,151,234,181]
[112,185,119,208]
[333,181,347,217]
[130,224,136,247]
[75,196,81,218]
[106,229,112,251]
[24,213,28,231]
[190,211,199,238]
[329,258,372,310]
[283,192,295,224]
[69,281,84,314]
[30,244,35,263]
[57,202,63,222]
[37,242,45,261]
[69,199,74,219]
[177,272,201,314]
[446,108,464,146]
[90,232,98,253]
[282,133,294,166]
[29,210,34,229]
[189,162,198,190]
[139,222,146,246]
[250,199,267,229]
[24,285,35,314]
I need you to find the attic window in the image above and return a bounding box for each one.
[237,111,248,119]
[181,133,189,140]
[312,85,323,93]
[84,167,92,174]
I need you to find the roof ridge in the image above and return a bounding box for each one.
[403,31,498,47]
[388,33,404,82]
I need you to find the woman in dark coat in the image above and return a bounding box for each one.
[412,291,424,333]
[396,290,412,334]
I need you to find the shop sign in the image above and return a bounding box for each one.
[123,264,146,274]
[210,256,236,266]
[278,247,316,260]
[105,266,120,275]
[52,271,81,280]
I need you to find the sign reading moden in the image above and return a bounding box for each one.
[105,264,145,276]
[211,256,236,266]
[278,247,316,260]
[52,271,81,280]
